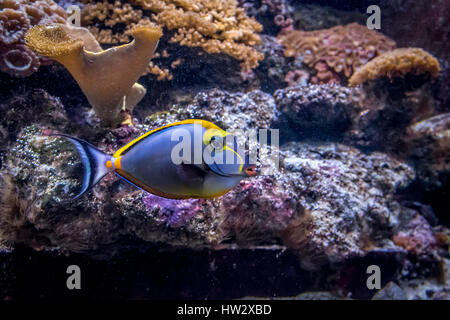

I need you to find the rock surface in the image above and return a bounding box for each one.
[0,0,449,299]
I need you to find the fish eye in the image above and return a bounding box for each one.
[209,135,223,150]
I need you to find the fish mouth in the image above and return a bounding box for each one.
[244,164,257,177]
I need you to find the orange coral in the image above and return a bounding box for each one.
[0,0,66,77]
[348,48,441,86]
[81,0,263,74]
[278,23,396,83]
[311,61,340,85]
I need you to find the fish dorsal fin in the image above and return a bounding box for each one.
[113,119,222,158]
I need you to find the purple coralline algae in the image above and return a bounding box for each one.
[142,195,204,228]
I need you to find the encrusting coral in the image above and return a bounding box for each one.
[80,0,264,76]
[277,23,396,84]
[0,0,67,77]
[348,48,441,86]
[25,23,162,126]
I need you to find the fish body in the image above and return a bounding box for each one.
[60,120,256,200]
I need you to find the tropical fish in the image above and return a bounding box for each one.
[58,119,256,200]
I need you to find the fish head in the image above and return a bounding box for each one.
[202,128,256,177]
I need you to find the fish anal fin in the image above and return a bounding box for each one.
[115,169,196,200]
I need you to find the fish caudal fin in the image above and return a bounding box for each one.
[55,134,112,199]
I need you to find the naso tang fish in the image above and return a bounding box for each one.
[59,119,256,199]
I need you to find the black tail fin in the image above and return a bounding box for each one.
[54,134,112,199]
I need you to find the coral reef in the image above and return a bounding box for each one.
[0,0,67,77]
[25,24,162,126]
[393,215,438,257]
[380,0,450,114]
[80,0,171,80]
[381,0,450,62]
[288,3,366,31]
[398,258,450,300]
[349,48,441,87]
[273,84,361,141]
[345,69,439,153]
[237,0,293,34]
[81,0,151,44]
[253,34,303,92]
[145,89,278,132]
[280,142,417,269]
[0,88,68,147]
[1,124,424,269]
[0,86,438,277]
[345,92,434,152]
[1,0,449,300]
[142,195,204,228]
[81,0,264,74]
[278,23,396,84]
[406,113,450,190]
[310,61,340,84]
[284,69,309,87]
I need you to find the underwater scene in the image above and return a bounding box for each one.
[0,0,449,301]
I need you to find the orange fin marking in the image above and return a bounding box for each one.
[114,157,122,170]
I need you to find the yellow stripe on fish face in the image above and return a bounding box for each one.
[203,128,227,145]
[113,119,222,158]
[204,128,244,173]
[223,145,244,173]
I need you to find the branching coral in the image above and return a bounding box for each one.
[0,0,67,77]
[80,0,264,76]
[81,0,152,44]
[277,23,396,84]
[25,24,162,126]
[143,0,263,71]
[348,48,441,86]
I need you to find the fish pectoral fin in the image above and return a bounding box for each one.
[176,162,206,185]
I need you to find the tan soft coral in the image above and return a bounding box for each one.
[143,0,263,71]
[0,0,67,77]
[81,0,153,44]
[348,48,441,86]
[25,24,163,126]
[81,0,263,75]
[278,23,396,84]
